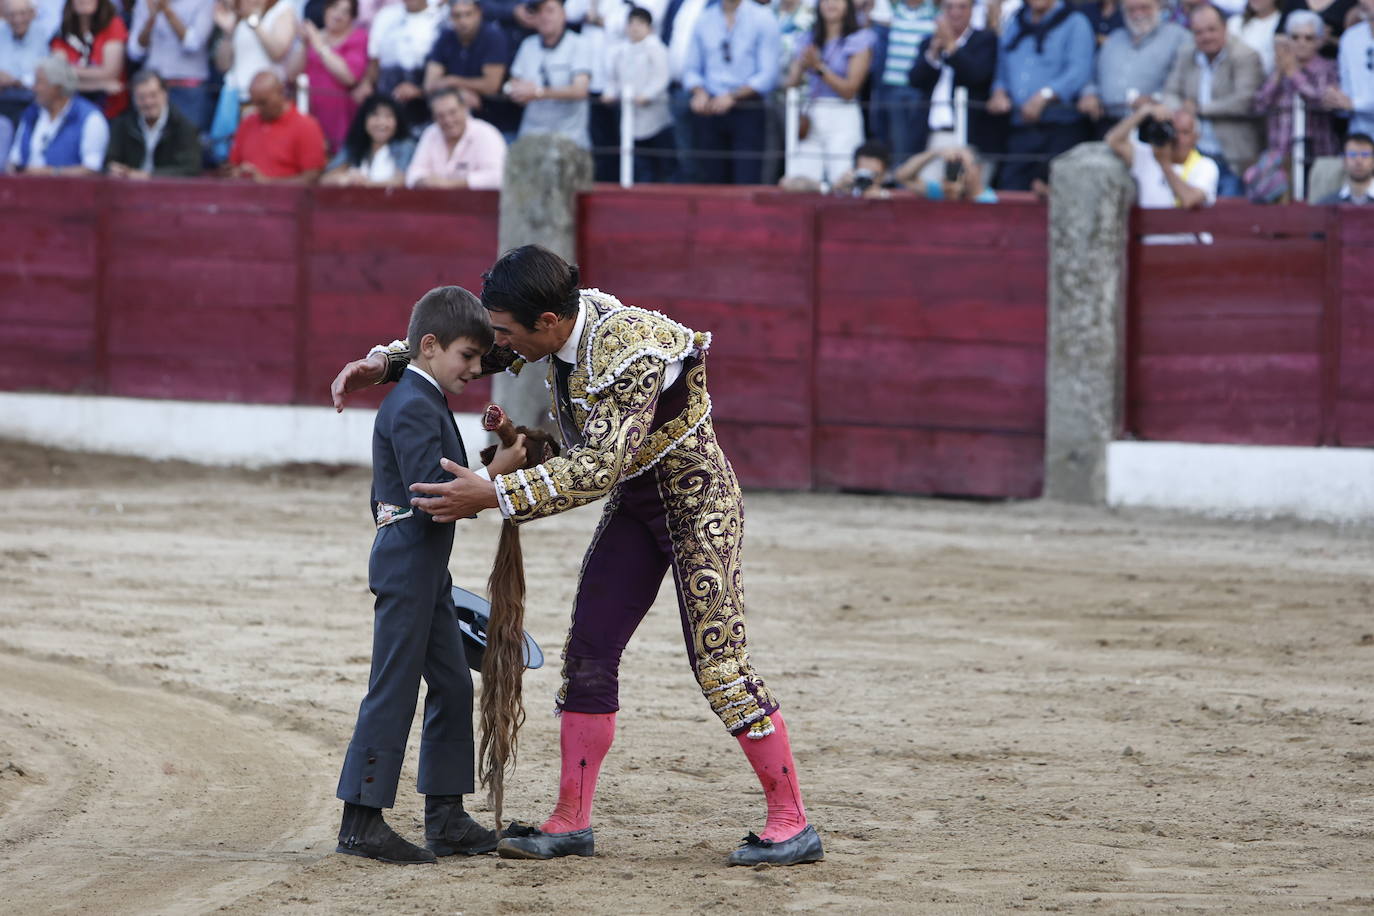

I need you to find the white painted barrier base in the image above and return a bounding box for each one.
[0,392,487,469]
[1107,440,1374,524]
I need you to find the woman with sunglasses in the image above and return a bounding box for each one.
[1253,10,1341,161]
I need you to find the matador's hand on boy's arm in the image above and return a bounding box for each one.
[410,460,500,522]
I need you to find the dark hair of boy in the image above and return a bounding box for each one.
[407,286,496,354]
[628,5,652,25]
[480,245,582,330]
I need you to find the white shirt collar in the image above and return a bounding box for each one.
[554,295,588,367]
[141,105,169,138]
[406,363,443,393]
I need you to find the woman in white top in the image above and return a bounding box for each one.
[1228,0,1281,73]
[322,94,416,185]
[213,0,299,94]
[782,0,875,185]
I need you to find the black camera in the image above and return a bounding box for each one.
[1137,115,1176,147]
[943,158,965,183]
[851,168,876,195]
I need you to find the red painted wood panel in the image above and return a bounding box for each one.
[1335,209,1374,445]
[813,196,1048,494]
[101,182,302,403]
[1126,205,1331,446]
[578,189,818,489]
[814,425,1043,498]
[0,178,102,392]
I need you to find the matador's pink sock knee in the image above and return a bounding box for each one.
[541,711,616,834]
[737,712,809,842]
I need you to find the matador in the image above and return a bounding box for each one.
[338,245,822,866]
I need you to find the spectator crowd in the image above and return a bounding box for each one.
[1,0,1372,204]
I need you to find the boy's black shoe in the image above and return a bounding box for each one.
[336,802,437,864]
[424,795,499,856]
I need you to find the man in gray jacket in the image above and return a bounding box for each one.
[1162,3,1263,196]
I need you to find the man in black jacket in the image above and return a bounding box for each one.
[106,70,202,179]
[907,0,1003,183]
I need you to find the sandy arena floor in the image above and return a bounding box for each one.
[0,440,1371,915]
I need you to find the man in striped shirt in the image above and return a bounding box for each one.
[874,0,938,163]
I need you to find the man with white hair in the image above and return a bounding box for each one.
[7,53,108,174]
[0,0,56,125]
[1078,0,1191,135]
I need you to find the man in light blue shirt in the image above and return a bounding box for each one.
[1334,0,1374,138]
[0,0,57,126]
[683,0,780,183]
[987,0,1094,190]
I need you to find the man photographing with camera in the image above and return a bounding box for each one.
[1106,103,1217,209]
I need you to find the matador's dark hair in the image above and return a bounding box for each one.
[480,245,581,331]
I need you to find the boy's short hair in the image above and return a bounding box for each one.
[627,5,652,25]
[407,286,495,354]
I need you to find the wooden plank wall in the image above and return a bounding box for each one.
[1127,206,1333,446]
[1335,208,1374,446]
[578,189,1050,497]
[813,197,1047,498]
[577,187,818,491]
[0,179,500,416]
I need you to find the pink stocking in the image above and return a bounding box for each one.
[736,712,809,842]
[541,711,616,834]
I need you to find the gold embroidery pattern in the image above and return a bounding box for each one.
[495,356,662,523]
[655,400,777,738]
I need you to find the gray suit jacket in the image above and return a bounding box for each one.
[1163,36,1264,173]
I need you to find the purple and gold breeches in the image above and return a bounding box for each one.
[553,416,779,739]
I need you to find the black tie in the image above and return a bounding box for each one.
[552,355,574,420]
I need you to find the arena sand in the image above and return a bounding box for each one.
[0,441,1371,915]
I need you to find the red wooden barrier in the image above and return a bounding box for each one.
[0,178,500,415]
[579,188,1049,497]
[3,178,1049,497]
[1125,205,1374,447]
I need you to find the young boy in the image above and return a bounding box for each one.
[336,286,526,865]
[603,7,674,183]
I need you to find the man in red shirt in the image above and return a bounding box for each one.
[229,71,327,183]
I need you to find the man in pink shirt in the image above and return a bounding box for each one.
[405,86,506,188]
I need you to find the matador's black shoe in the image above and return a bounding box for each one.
[726,825,824,866]
[424,795,498,856]
[495,822,595,859]
[336,802,437,865]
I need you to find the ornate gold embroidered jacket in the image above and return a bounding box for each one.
[492,289,715,523]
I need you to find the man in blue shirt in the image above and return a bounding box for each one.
[0,0,57,127]
[987,0,1094,191]
[424,0,516,132]
[683,0,781,184]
